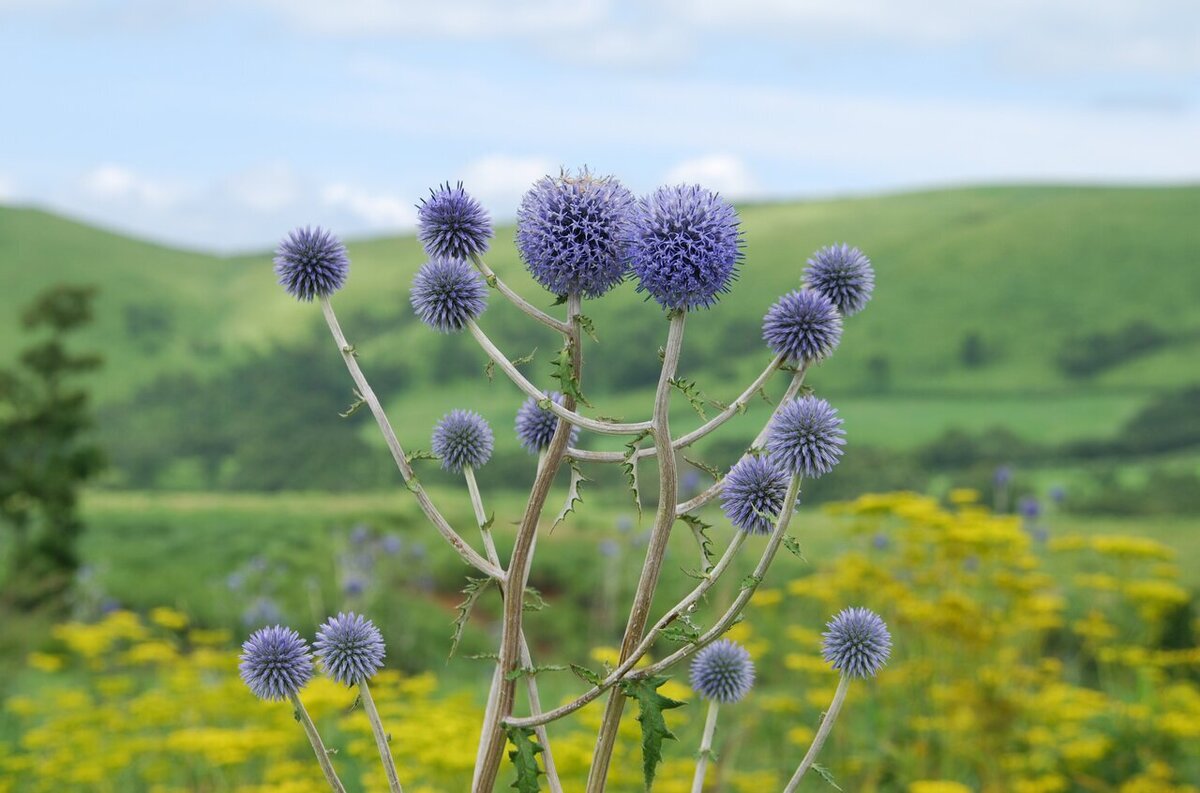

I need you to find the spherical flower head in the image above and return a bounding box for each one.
[767,396,846,478]
[720,455,790,535]
[822,607,891,678]
[762,289,843,364]
[517,169,635,299]
[690,638,755,703]
[417,182,492,260]
[432,409,494,472]
[410,259,488,333]
[239,625,313,701]
[314,612,386,686]
[273,226,349,301]
[626,184,742,311]
[803,243,875,316]
[515,392,579,454]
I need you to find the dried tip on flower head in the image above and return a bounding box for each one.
[690,638,755,703]
[766,396,845,479]
[720,455,791,535]
[432,409,494,472]
[804,243,875,316]
[822,607,891,679]
[417,182,492,260]
[515,392,579,454]
[315,612,386,686]
[626,184,742,311]
[762,289,843,364]
[273,226,350,301]
[239,625,313,701]
[517,168,635,299]
[410,259,488,333]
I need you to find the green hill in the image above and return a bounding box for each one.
[3,185,1198,492]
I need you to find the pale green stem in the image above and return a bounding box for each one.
[289,692,347,793]
[782,674,851,793]
[359,680,403,793]
[691,700,720,793]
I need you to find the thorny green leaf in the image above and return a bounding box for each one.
[523,587,547,612]
[339,389,366,418]
[449,577,495,659]
[812,763,843,791]
[661,617,702,645]
[481,512,496,531]
[505,726,544,793]
[571,664,604,687]
[677,514,715,574]
[550,340,591,407]
[510,348,538,368]
[622,430,651,518]
[739,573,763,590]
[756,386,773,405]
[504,663,569,681]
[783,535,806,562]
[682,456,723,483]
[577,314,599,343]
[620,676,686,790]
[669,377,709,421]
[405,449,439,465]
[485,359,495,381]
[552,459,588,531]
[551,293,569,306]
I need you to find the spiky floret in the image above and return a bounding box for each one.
[625,184,742,311]
[689,639,756,703]
[515,392,579,454]
[431,409,494,472]
[804,243,875,316]
[720,455,791,535]
[822,607,892,678]
[239,625,313,701]
[766,396,845,478]
[273,226,350,301]
[410,259,488,332]
[314,612,386,686]
[762,289,843,364]
[517,168,635,299]
[417,182,492,260]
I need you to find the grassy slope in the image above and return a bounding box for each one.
[3,185,1198,449]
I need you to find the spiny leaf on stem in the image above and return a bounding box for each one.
[739,573,764,590]
[449,576,494,659]
[550,340,591,407]
[552,459,588,531]
[783,535,806,561]
[504,663,569,681]
[404,449,439,465]
[620,676,686,790]
[677,514,715,574]
[622,430,651,518]
[682,456,723,483]
[571,664,603,686]
[505,726,545,793]
[339,389,366,418]
[669,377,709,421]
[812,763,844,791]
[577,314,599,343]
[523,587,547,612]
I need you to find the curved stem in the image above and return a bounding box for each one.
[469,252,571,335]
[472,293,583,793]
[691,700,720,793]
[586,310,686,792]
[635,474,801,679]
[676,368,808,516]
[318,297,502,580]
[359,680,403,793]
[466,319,652,436]
[504,530,747,730]
[463,466,564,793]
[289,692,347,793]
[782,675,851,793]
[566,355,786,463]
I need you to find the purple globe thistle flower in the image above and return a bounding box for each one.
[517,169,635,299]
[626,184,743,311]
[410,259,488,332]
[994,465,1013,487]
[690,639,755,703]
[273,226,350,301]
[515,392,579,454]
[803,243,875,316]
[242,597,283,628]
[432,409,494,472]
[239,625,314,701]
[1019,497,1041,520]
[767,396,846,479]
[342,576,368,598]
[380,534,403,555]
[417,182,492,260]
[720,455,790,535]
[762,289,843,364]
[1049,485,1066,504]
[315,612,386,686]
[821,607,891,679]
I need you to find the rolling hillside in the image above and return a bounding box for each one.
[2,185,1198,491]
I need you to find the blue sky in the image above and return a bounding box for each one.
[2,0,1197,251]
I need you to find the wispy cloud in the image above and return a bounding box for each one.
[80,164,184,209]
[321,183,415,229]
[665,155,758,198]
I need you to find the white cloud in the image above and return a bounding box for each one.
[321,183,416,229]
[461,154,556,211]
[0,174,14,202]
[223,163,301,213]
[665,155,758,198]
[80,164,183,209]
